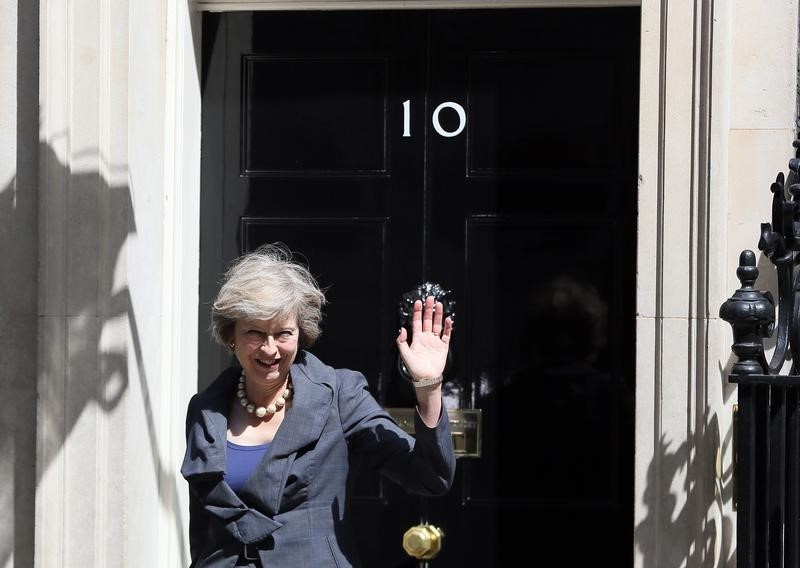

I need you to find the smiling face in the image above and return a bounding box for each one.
[232,317,300,386]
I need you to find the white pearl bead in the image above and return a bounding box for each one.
[255,407,267,418]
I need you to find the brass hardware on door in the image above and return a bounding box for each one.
[384,407,482,458]
[402,524,444,560]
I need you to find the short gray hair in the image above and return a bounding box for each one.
[210,243,327,348]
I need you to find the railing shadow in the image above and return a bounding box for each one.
[634,378,737,567]
[0,140,188,566]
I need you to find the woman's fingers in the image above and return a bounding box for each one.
[441,317,453,344]
[411,299,423,335]
[432,300,444,335]
[422,296,434,332]
[396,327,410,357]
[410,296,451,342]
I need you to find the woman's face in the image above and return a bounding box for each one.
[232,316,299,386]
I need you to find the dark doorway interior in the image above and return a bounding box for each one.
[199,8,639,566]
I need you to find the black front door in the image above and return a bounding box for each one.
[199,8,638,567]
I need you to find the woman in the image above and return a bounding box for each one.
[181,243,456,567]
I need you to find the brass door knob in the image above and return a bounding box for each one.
[402,524,444,560]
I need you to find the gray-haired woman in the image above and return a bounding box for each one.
[181,243,456,567]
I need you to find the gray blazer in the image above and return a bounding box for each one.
[181,351,456,567]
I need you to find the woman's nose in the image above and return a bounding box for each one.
[259,336,277,353]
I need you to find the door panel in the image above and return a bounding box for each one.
[241,217,390,377]
[200,8,639,567]
[424,10,638,565]
[200,10,427,390]
[243,56,389,174]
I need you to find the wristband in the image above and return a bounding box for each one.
[412,375,444,388]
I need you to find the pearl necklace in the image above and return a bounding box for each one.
[237,370,293,418]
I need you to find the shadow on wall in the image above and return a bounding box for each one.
[0,142,187,567]
[632,232,753,567]
[633,373,737,568]
[0,141,38,564]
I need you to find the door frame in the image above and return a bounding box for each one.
[166,0,727,565]
[196,0,638,10]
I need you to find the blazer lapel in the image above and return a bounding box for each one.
[181,368,237,478]
[242,352,333,514]
[182,368,285,546]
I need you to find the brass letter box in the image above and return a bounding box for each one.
[384,408,482,458]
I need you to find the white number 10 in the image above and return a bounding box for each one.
[402,99,467,138]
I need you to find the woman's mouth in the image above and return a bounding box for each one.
[255,358,279,370]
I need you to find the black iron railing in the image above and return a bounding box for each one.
[721,135,800,567]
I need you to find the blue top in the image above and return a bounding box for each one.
[225,440,270,493]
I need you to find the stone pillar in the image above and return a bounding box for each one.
[0,1,39,566]
[635,0,796,565]
[36,0,199,565]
